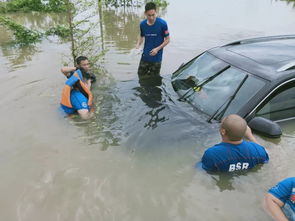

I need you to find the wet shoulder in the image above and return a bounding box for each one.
[241,140,266,151]
[140,19,148,27]
[156,17,167,26]
[281,177,295,186]
[157,17,167,25]
[205,142,228,155]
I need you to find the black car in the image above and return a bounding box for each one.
[171,35,295,138]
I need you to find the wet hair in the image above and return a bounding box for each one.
[221,114,247,141]
[76,56,88,65]
[145,2,156,12]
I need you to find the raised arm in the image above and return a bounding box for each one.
[61,67,76,78]
[244,125,258,143]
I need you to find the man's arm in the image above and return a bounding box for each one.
[150,36,170,56]
[264,193,288,221]
[244,125,258,143]
[77,109,94,120]
[136,36,144,49]
[86,79,92,90]
[61,67,76,77]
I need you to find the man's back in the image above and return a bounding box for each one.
[201,140,269,172]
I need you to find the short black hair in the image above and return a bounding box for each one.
[145,2,156,12]
[76,56,88,65]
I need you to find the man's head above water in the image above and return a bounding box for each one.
[220,114,247,142]
[145,2,157,24]
[76,56,90,73]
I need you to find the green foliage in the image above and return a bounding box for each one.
[281,0,295,7]
[0,0,66,13]
[0,16,42,45]
[45,25,71,38]
[103,0,169,8]
[151,0,169,7]
[61,0,105,68]
[46,0,67,12]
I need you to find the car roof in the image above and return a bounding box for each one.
[208,35,295,81]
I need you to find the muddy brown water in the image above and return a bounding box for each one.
[0,0,294,220]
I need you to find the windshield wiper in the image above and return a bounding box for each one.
[207,74,249,123]
[178,65,230,101]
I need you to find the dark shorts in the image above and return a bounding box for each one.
[137,59,161,77]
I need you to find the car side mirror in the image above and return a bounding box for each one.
[248,117,282,138]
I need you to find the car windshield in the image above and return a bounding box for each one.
[172,52,228,84]
[172,52,266,120]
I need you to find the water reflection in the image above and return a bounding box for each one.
[102,7,141,49]
[8,12,67,31]
[0,12,67,71]
[134,76,168,129]
[69,79,123,150]
[1,43,41,71]
[209,165,264,191]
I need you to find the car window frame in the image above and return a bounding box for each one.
[247,78,295,122]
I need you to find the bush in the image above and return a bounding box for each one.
[45,25,71,38]
[0,16,42,45]
[0,0,66,13]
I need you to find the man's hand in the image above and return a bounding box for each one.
[149,47,159,56]
[244,126,258,143]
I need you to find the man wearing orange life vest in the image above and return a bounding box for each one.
[60,56,95,120]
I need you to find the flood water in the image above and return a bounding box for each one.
[0,0,295,220]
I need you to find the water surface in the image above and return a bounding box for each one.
[0,0,295,220]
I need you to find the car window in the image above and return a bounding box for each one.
[256,81,295,121]
[173,52,228,83]
[224,75,265,116]
[188,67,246,117]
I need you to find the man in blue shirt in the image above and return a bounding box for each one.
[136,2,170,83]
[265,177,295,221]
[60,56,94,119]
[201,114,269,172]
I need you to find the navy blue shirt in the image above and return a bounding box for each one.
[269,177,295,213]
[140,17,169,63]
[201,140,269,172]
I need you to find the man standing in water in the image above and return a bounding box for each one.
[136,2,170,81]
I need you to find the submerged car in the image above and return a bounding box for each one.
[171,35,295,138]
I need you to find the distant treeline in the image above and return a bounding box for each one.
[0,0,66,13]
[0,0,168,13]
[102,0,168,8]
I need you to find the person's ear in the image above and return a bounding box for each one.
[220,128,226,136]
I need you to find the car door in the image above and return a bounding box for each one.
[254,80,295,122]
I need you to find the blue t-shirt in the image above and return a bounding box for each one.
[268,177,295,214]
[201,140,269,172]
[61,90,89,114]
[140,17,169,63]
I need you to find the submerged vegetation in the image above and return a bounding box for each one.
[0,16,42,45]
